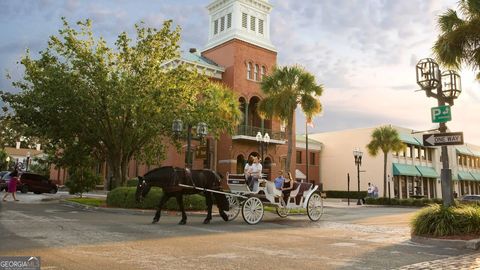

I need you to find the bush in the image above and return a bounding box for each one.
[325,190,367,199]
[126,178,138,187]
[364,197,445,207]
[412,204,480,237]
[65,167,103,197]
[106,187,207,210]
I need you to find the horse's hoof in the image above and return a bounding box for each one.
[220,211,229,222]
[152,219,159,224]
[203,219,211,224]
[178,220,186,225]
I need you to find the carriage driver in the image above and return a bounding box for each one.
[245,155,262,192]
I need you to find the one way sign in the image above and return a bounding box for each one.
[423,132,464,146]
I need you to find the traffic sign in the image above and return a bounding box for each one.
[431,105,451,123]
[423,132,464,146]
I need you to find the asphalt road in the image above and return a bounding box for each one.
[0,193,477,270]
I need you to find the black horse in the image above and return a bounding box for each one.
[135,166,230,225]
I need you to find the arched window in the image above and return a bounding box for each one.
[247,62,252,80]
[254,64,259,81]
[261,66,266,80]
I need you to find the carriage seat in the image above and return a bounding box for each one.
[294,182,313,204]
[265,180,282,197]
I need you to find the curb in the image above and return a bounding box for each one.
[411,235,480,250]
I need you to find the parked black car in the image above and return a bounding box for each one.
[19,173,58,194]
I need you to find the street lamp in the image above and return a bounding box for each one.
[256,131,270,164]
[26,151,31,172]
[353,147,363,205]
[172,119,208,169]
[5,156,10,170]
[416,58,462,206]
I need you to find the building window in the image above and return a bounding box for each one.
[214,19,218,35]
[261,66,266,79]
[406,146,412,158]
[258,19,264,34]
[415,147,420,159]
[242,13,248,28]
[310,152,315,165]
[220,16,225,32]
[427,148,433,161]
[254,64,259,81]
[421,148,426,160]
[250,16,256,31]
[247,62,252,80]
[296,151,302,164]
[227,13,232,29]
[399,149,405,157]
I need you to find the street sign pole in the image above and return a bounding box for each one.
[437,91,454,207]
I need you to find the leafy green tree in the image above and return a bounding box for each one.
[0,149,8,170]
[258,65,323,173]
[66,167,102,198]
[433,0,480,80]
[1,18,241,187]
[366,126,406,196]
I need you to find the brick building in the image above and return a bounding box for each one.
[51,0,302,186]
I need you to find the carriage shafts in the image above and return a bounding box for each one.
[178,184,248,199]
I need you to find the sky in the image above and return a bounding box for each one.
[0,0,479,144]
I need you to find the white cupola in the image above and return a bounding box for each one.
[203,0,276,52]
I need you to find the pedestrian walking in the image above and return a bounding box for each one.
[2,169,20,202]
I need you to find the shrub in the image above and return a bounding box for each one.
[106,187,206,210]
[65,167,103,197]
[412,204,480,237]
[325,190,368,199]
[126,178,138,187]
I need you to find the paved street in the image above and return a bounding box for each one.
[0,193,478,269]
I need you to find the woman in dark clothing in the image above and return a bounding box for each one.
[282,171,294,204]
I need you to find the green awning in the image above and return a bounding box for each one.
[399,133,422,146]
[393,163,421,177]
[416,166,439,178]
[458,171,475,181]
[469,149,480,157]
[456,146,473,156]
[470,172,480,181]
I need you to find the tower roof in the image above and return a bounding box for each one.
[203,0,276,53]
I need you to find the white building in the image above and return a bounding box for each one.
[310,125,480,199]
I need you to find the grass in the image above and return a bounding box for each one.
[411,204,480,237]
[66,197,106,207]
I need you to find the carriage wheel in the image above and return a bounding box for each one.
[242,197,264,225]
[276,199,290,218]
[224,195,240,221]
[307,193,324,221]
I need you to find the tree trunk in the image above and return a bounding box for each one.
[286,116,294,175]
[107,156,122,189]
[120,157,129,186]
[383,152,388,197]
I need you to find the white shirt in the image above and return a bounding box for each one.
[250,163,262,178]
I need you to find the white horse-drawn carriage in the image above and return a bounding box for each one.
[223,173,324,225]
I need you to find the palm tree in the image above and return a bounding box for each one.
[258,65,323,174]
[366,126,406,197]
[433,0,480,80]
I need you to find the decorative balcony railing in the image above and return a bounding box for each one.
[234,125,286,142]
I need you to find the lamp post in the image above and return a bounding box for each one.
[416,58,462,207]
[353,147,363,205]
[26,151,31,172]
[172,119,208,169]
[255,131,270,165]
[5,156,10,170]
